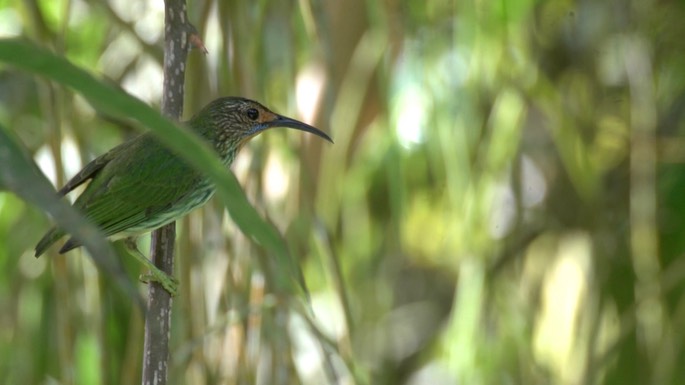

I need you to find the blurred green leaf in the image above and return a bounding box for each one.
[0,122,141,306]
[0,38,302,296]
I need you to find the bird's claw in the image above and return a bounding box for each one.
[139,270,179,297]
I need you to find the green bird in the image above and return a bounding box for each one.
[34,96,332,294]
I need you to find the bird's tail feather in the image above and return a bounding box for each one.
[34,228,65,257]
[59,238,82,254]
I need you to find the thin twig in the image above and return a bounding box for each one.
[141,0,193,383]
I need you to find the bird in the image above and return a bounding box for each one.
[34,96,332,295]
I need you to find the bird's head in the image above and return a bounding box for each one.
[190,97,332,162]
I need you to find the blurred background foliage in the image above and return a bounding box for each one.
[1,0,685,384]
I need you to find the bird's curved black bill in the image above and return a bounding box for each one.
[266,115,334,143]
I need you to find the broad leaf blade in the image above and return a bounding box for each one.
[0,123,143,307]
[0,38,302,296]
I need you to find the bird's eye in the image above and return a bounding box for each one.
[246,108,259,120]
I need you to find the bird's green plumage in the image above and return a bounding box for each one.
[34,97,332,257]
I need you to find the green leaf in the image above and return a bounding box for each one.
[0,123,142,306]
[0,38,301,296]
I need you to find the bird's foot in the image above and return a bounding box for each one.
[122,238,179,296]
[139,268,179,297]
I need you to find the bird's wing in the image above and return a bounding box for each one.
[35,139,128,256]
[57,143,122,196]
[72,134,203,238]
